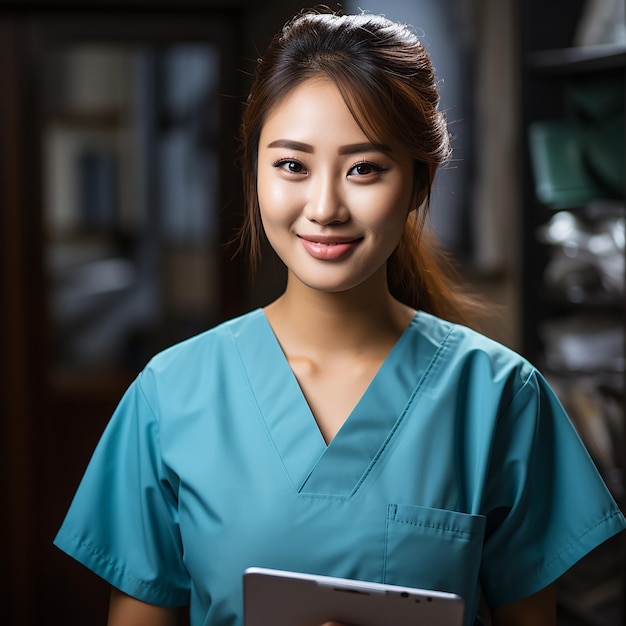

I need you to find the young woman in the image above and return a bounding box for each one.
[55,8,625,626]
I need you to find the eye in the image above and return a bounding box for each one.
[348,161,387,177]
[273,159,307,175]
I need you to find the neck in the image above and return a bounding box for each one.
[264,271,415,357]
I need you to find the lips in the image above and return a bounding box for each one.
[298,234,362,260]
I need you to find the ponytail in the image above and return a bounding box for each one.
[388,213,490,329]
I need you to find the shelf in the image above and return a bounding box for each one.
[528,43,626,74]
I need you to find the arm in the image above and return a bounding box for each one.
[490,584,556,626]
[107,588,180,626]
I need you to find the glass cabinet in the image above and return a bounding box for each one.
[43,42,225,376]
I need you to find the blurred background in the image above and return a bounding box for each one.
[0,0,624,624]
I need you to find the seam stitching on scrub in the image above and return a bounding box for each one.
[532,510,624,577]
[478,366,537,497]
[494,364,536,424]
[227,322,300,492]
[389,516,476,537]
[56,526,186,603]
[137,372,160,423]
[486,510,625,600]
[349,325,456,498]
[382,504,397,583]
[137,373,174,490]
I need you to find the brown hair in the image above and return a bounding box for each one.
[239,7,487,327]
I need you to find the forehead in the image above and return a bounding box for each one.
[260,77,412,163]
[260,78,369,141]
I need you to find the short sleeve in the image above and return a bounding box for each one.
[53,373,190,606]
[480,368,625,607]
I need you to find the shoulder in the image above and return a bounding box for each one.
[415,310,535,381]
[146,309,262,370]
[417,315,579,447]
[412,311,551,422]
[135,309,264,399]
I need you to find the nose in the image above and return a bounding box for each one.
[303,172,349,225]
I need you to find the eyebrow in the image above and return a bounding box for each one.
[266,139,390,155]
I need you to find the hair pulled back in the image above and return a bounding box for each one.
[239,7,485,326]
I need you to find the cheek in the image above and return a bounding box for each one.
[358,187,413,232]
[256,169,275,211]
[257,173,299,227]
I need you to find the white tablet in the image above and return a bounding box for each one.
[243,567,465,626]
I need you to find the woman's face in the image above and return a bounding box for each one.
[257,77,414,296]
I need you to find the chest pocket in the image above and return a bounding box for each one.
[384,503,486,623]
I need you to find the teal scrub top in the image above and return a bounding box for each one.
[54,309,626,626]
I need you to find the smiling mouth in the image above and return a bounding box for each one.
[298,235,361,244]
[297,235,362,260]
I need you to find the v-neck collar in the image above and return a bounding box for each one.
[231,309,448,497]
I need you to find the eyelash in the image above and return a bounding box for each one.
[272,158,306,174]
[271,158,388,177]
[348,161,388,176]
